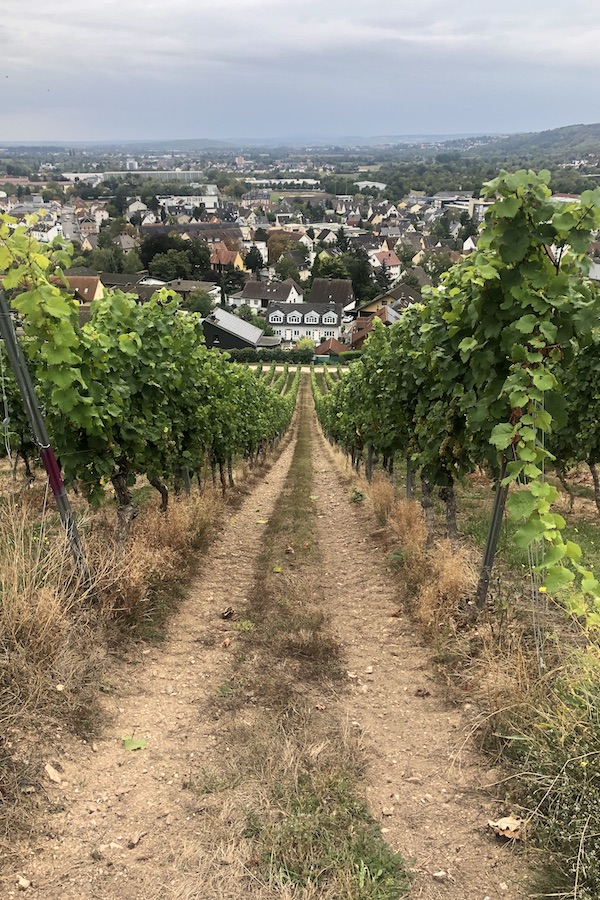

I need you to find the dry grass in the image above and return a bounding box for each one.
[413,540,477,630]
[0,487,225,850]
[172,704,407,900]
[388,497,428,555]
[96,491,222,629]
[369,474,396,526]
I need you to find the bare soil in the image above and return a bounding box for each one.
[1,393,531,899]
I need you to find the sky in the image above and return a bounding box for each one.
[0,0,599,143]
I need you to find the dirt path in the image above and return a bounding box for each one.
[1,427,300,900]
[310,416,529,899]
[2,390,530,899]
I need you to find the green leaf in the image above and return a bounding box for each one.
[539,321,558,343]
[539,544,566,567]
[506,489,538,520]
[122,735,148,751]
[515,314,538,334]
[565,541,582,563]
[458,337,478,354]
[514,518,547,548]
[494,196,521,218]
[490,423,515,450]
[582,573,600,595]
[543,566,575,593]
[532,371,556,391]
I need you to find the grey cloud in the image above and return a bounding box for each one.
[0,0,598,140]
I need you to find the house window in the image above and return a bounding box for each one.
[270,313,283,324]
[274,329,282,336]
[287,313,301,324]
[293,329,300,337]
[305,314,319,325]
[322,314,336,324]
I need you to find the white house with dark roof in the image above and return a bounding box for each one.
[230,278,303,310]
[265,301,343,347]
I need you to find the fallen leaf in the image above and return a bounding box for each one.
[488,815,525,841]
[221,637,231,648]
[272,566,282,573]
[44,763,62,784]
[122,736,147,752]
[415,688,431,698]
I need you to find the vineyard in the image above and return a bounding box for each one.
[312,170,600,624]
[0,215,299,541]
[3,173,600,897]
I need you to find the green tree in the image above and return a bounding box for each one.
[374,262,393,292]
[219,263,246,301]
[236,305,274,335]
[317,256,350,280]
[87,247,124,272]
[149,249,192,281]
[336,226,349,251]
[180,289,214,316]
[297,336,315,352]
[274,255,300,283]
[400,270,420,289]
[267,232,292,264]
[122,250,144,273]
[245,245,263,278]
[397,243,416,269]
[431,211,452,239]
[345,247,378,302]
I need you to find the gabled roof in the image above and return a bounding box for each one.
[204,308,264,345]
[166,279,220,294]
[99,271,145,288]
[372,250,401,268]
[63,276,103,300]
[315,337,346,356]
[308,278,355,306]
[282,249,310,269]
[239,279,302,302]
[211,247,240,266]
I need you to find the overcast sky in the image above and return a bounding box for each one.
[0,0,598,142]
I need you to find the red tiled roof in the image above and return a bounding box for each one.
[315,337,346,356]
[211,248,239,266]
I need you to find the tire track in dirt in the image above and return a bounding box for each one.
[2,423,300,900]
[309,410,530,900]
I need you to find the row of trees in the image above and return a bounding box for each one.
[312,171,600,617]
[0,216,299,536]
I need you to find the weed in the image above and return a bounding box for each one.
[488,647,600,899]
[387,549,407,571]
[258,770,410,897]
[217,681,233,697]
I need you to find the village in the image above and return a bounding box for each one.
[1,156,600,362]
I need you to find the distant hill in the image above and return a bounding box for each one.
[472,123,600,159]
